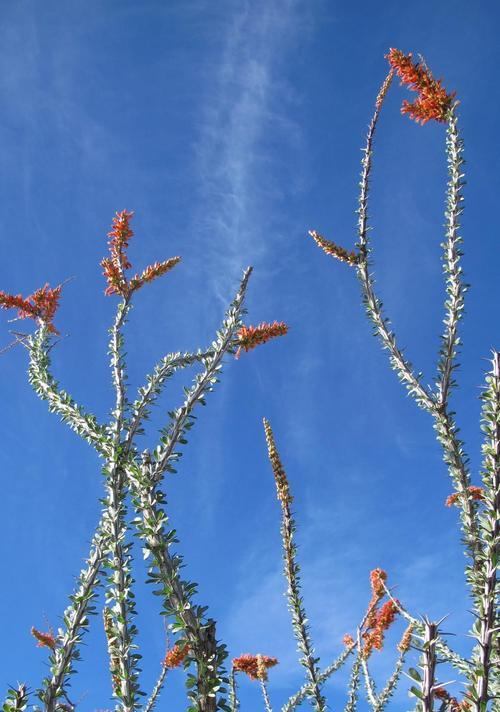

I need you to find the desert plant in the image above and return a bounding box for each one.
[0,210,287,712]
[306,48,498,711]
[1,48,498,712]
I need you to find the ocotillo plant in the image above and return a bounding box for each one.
[1,48,498,712]
[306,48,498,711]
[0,211,287,712]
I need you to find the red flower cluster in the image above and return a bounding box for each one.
[342,633,355,648]
[386,48,455,124]
[163,643,190,669]
[0,284,62,333]
[397,624,414,653]
[232,654,278,681]
[362,600,399,658]
[364,568,387,629]
[445,485,484,508]
[101,210,180,297]
[31,626,56,650]
[434,687,471,711]
[235,321,288,358]
[361,569,399,658]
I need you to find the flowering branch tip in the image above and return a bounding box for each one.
[309,230,359,265]
[101,210,180,297]
[386,48,456,124]
[0,283,62,333]
[232,654,278,681]
[235,321,288,358]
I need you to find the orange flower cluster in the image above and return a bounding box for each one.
[445,485,484,508]
[308,230,359,266]
[386,48,455,124]
[101,210,180,297]
[397,623,414,653]
[163,643,190,669]
[342,634,355,648]
[362,600,399,658]
[361,569,399,658]
[235,321,288,358]
[0,284,62,334]
[434,687,471,711]
[31,626,56,650]
[232,654,278,681]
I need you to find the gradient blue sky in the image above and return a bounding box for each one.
[0,1,499,710]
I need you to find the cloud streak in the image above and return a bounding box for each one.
[193,0,307,304]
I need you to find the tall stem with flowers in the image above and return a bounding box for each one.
[1,211,286,712]
[308,48,498,711]
[1,47,498,712]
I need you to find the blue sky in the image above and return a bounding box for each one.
[0,1,499,709]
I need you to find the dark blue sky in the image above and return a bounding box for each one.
[0,1,499,709]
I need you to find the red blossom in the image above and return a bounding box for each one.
[370,568,387,597]
[163,643,190,669]
[101,210,180,297]
[128,258,181,293]
[342,634,355,648]
[397,624,414,653]
[0,284,62,333]
[362,600,399,658]
[235,321,288,358]
[360,570,399,659]
[386,48,455,124]
[434,687,471,711]
[445,485,484,508]
[31,626,56,650]
[232,654,278,681]
[108,209,133,271]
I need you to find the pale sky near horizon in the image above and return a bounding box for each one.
[0,1,499,710]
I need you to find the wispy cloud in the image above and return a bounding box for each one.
[192,0,309,304]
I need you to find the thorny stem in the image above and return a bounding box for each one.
[143,664,167,712]
[263,419,325,711]
[128,269,253,712]
[260,679,273,712]
[344,655,362,712]
[103,299,141,710]
[472,352,500,711]
[28,327,108,453]
[229,668,239,712]
[3,683,29,712]
[150,267,252,484]
[355,70,435,412]
[373,652,406,712]
[123,349,215,454]
[281,645,355,712]
[42,527,106,711]
[360,655,378,709]
[435,108,466,408]
[131,455,221,711]
[380,581,471,677]
[354,84,480,569]
[421,620,438,712]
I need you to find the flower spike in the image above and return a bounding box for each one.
[163,643,190,669]
[235,321,288,358]
[445,485,484,508]
[101,210,180,297]
[232,654,278,681]
[31,626,56,650]
[309,230,359,266]
[0,283,62,334]
[386,48,456,124]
